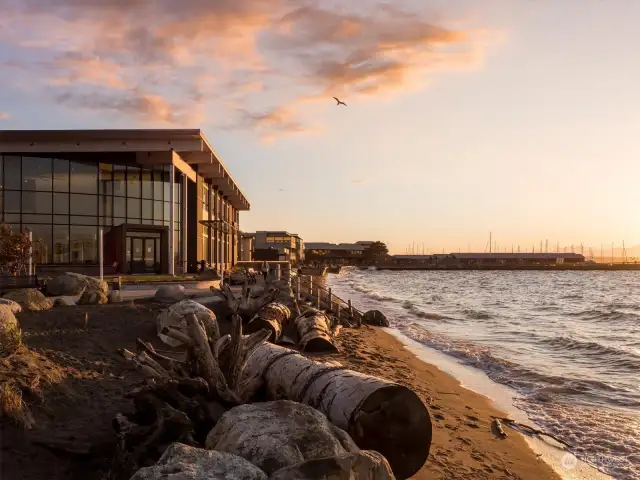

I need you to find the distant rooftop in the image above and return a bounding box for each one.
[306,242,365,251]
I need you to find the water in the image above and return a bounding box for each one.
[326,270,640,479]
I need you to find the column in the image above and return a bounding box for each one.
[169,164,175,275]
[181,173,188,273]
[213,186,218,271]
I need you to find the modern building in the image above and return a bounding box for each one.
[0,129,249,275]
[304,242,365,265]
[247,231,304,265]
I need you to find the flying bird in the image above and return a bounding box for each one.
[333,97,347,106]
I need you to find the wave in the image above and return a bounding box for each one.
[399,301,452,321]
[461,308,491,320]
[540,337,640,372]
[567,309,640,323]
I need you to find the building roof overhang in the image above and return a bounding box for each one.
[0,128,250,211]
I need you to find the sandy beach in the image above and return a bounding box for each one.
[1,298,560,479]
[333,325,561,480]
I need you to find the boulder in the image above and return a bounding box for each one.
[0,298,22,314]
[130,443,267,480]
[205,400,395,478]
[269,451,394,480]
[53,296,76,307]
[78,290,108,305]
[47,272,108,296]
[157,300,217,347]
[0,305,18,336]
[362,310,390,327]
[154,285,186,304]
[3,289,52,311]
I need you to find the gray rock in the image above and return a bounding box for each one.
[154,284,186,304]
[108,290,122,303]
[78,290,108,305]
[3,289,52,311]
[362,310,389,327]
[130,443,267,480]
[53,296,76,307]
[205,401,394,478]
[157,300,217,347]
[269,450,395,480]
[47,272,108,296]
[0,298,22,314]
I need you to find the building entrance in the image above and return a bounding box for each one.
[126,233,161,274]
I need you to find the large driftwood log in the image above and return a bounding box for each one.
[211,282,279,322]
[113,308,271,477]
[245,302,291,343]
[295,307,339,353]
[205,400,394,479]
[242,343,431,479]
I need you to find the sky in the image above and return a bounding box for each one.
[0,0,639,254]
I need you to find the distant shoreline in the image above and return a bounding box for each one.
[372,264,640,271]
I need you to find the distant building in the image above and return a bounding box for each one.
[248,231,304,265]
[305,242,366,265]
[390,252,585,266]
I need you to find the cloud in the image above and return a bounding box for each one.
[0,0,495,136]
[0,112,9,120]
[349,178,367,185]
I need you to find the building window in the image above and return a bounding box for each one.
[70,161,97,194]
[70,226,97,264]
[53,158,70,192]
[4,156,21,190]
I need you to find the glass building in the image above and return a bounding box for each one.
[0,130,250,275]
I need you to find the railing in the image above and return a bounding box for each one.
[291,274,364,325]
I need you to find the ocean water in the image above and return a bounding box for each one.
[326,269,640,479]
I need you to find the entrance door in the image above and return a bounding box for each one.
[144,238,157,272]
[131,238,145,274]
[127,236,161,274]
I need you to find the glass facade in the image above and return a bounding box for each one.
[0,155,181,265]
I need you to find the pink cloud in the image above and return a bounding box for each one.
[0,0,496,136]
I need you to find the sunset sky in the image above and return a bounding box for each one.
[1,0,639,254]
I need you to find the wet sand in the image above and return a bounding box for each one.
[334,324,562,479]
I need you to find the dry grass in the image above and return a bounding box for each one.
[0,342,67,429]
[0,382,34,428]
[0,325,23,357]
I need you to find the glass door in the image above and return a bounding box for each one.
[144,238,156,273]
[131,237,144,273]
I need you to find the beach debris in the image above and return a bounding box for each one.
[211,281,279,322]
[493,418,508,438]
[245,302,291,344]
[154,285,186,304]
[363,310,390,327]
[492,417,572,449]
[294,307,339,352]
[242,342,432,479]
[206,401,394,479]
[156,300,219,347]
[112,306,271,476]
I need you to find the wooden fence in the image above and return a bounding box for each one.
[291,274,364,325]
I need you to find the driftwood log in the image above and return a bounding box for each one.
[112,309,271,476]
[243,343,432,479]
[295,307,339,353]
[245,302,291,343]
[211,282,279,322]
